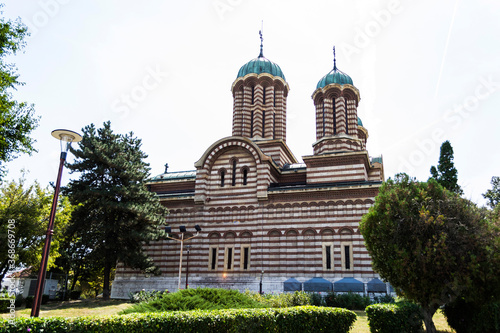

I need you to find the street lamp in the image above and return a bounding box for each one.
[31,129,82,317]
[165,225,202,291]
[185,245,191,289]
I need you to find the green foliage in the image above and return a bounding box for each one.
[443,297,500,333]
[309,292,325,306]
[243,290,311,308]
[429,140,462,194]
[0,5,39,178]
[365,301,423,333]
[14,294,23,307]
[360,173,499,332]
[324,292,371,310]
[64,121,169,298]
[372,294,395,304]
[483,176,500,209]
[121,288,264,314]
[129,289,166,303]
[0,298,13,313]
[0,306,356,333]
[69,290,82,300]
[0,176,73,290]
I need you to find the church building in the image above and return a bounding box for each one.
[111,37,384,298]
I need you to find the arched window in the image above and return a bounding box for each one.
[220,169,225,187]
[333,97,337,135]
[345,98,349,134]
[232,159,237,186]
[242,167,248,185]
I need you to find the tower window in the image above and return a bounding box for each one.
[273,90,276,107]
[325,245,332,270]
[232,159,237,186]
[250,111,254,137]
[251,86,255,104]
[263,87,266,105]
[242,167,248,185]
[333,98,337,135]
[220,169,225,187]
[273,113,276,139]
[225,247,234,270]
[345,98,349,135]
[262,110,266,136]
[322,100,325,137]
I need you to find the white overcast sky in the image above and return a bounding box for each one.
[2,0,499,206]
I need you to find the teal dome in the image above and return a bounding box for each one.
[237,55,286,81]
[357,117,363,126]
[316,66,353,89]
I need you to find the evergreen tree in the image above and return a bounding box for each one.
[64,121,168,299]
[430,140,463,194]
[0,5,39,179]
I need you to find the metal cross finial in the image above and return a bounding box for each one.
[333,46,337,70]
[259,24,264,58]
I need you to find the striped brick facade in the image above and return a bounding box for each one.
[111,55,385,299]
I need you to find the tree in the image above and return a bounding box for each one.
[360,174,499,333]
[0,5,39,179]
[430,140,462,194]
[64,121,168,299]
[483,176,500,209]
[0,176,72,290]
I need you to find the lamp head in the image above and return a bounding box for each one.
[194,225,202,232]
[51,129,82,153]
[179,226,187,233]
[165,226,171,234]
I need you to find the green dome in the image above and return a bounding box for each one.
[316,66,353,89]
[357,117,363,126]
[237,55,286,81]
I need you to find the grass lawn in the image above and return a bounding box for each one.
[2,299,455,332]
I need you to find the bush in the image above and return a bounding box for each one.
[121,288,264,314]
[0,298,13,313]
[25,296,34,308]
[309,292,325,306]
[70,290,82,300]
[366,301,423,333]
[244,290,311,308]
[15,294,24,307]
[325,292,371,310]
[129,289,165,303]
[372,294,395,304]
[443,297,500,333]
[0,306,356,333]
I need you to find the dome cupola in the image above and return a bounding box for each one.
[316,49,353,89]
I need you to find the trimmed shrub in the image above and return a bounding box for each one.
[0,298,13,313]
[309,292,325,306]
[325,292,371,310]
[244,290,311,308]
[443,297,500,333]
[0,306,357,333]
[121,288,264,314]
[366,301,423,333]
[70,290,82,300]
[25,296,34,308]
[129,289,165,303]
[372,294,395,304]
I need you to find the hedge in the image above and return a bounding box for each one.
[0,306,357,333]
[365,302,423,333]
[443,298,500,333]
[0,299,14,314]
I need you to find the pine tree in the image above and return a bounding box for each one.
[64,121,168,299]
[430,140,463,194]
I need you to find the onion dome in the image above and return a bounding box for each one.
[357,117,363,126]
[316,47,353,89]
[236,31,286,81]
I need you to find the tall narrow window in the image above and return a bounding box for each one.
[322,100,325,136]
[220,170,225,187]
[232,159,237,186]
[242,168,248,185]
[263,87,266,105]
[209,246,218,270]
[251,86,255,104]
[250,111,254,137]
[241,246,250,270]
[262,110,266,136]
[322,243,333,271]
[273,90,276,107]
[345,98,349,134]
[273,113,276,139]
[341,243,353,271]
[325,245,332,270]
[225,247,234,270]
[333,97,337,135]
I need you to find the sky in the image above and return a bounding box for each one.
[2,0,499,206]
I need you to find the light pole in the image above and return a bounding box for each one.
[165,225,201,291]
[185,245,191,289]
[31,129,82,317]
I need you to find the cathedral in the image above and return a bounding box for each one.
[111,37,385,298]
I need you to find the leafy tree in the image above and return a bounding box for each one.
[360,174,499,333]
[483,176,500,209]
[0,5,39,179]
[430,140,462,194]
[0,175,72,290]
[64,121,168,299]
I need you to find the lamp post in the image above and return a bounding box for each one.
[259,270,264,294]
[185,245,191,289]
[165,225,201,291]
[31,129,82,317]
